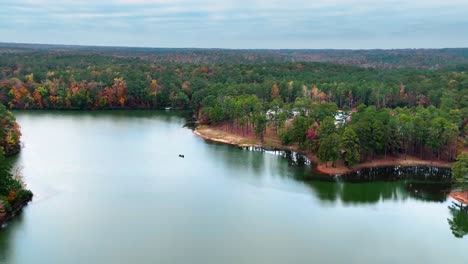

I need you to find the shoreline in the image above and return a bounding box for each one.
[0,198,32,227]
[11,107,188,111]
[1,144,33,227]
[449,191,468,206]
[194,126,453,175]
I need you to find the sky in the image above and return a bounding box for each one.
[1,0,468,49]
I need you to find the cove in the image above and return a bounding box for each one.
[0,110,467,264]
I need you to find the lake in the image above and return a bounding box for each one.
[0,111,467,263]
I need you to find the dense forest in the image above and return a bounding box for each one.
[2,43,468,68]
[0,105,32,220]
[0,45,466,167]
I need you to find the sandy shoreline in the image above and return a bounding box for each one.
[194,126,453,175]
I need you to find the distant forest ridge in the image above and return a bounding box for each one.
[1,42,468,69]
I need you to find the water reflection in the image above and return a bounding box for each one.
[245,148,454,202]
[301,179,452,205]
[0,211,25,262]
[238,147,465,240]
[448,203,468,239]
[0,111,464,264]
[240,147,312,167]
[15,109,186,124]
[405,182,451,202]
[341,166,452,183]
[237,148,454,205]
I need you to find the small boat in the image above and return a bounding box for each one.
[165,107,172,111]
[179,154,184,158]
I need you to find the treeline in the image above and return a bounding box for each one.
[3,43,468,68]
[201,93,465,164]
[317,105,462,166]
[0,51,467,112]
[0,104,32,217]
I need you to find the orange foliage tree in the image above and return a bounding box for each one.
[271,83,280,99]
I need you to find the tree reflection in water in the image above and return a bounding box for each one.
[238,149,463,238]
[447,203,468,238]
[241,149,454,204]
[297,165,452,204]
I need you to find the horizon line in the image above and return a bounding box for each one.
[1,42,467,51]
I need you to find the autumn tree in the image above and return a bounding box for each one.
[271,83,280,99]
[0,104,21,155]
[113,77,127,107]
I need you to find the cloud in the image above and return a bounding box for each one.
[1,0,467,48]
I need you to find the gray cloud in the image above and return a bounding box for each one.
[1,0,467,48]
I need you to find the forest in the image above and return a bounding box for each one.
[0,104,32,220]
[2,43,468,68]
[0,45,466,168]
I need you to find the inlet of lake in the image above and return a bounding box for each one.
[0,111,467,264]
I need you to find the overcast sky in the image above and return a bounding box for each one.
[1,0,468,49]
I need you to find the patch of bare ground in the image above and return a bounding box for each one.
[450,191,468,206]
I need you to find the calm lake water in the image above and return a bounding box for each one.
[1,111,467,264]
